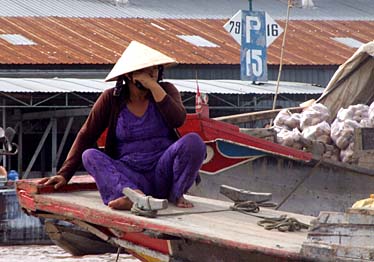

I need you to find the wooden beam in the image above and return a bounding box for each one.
[214,107,303,125]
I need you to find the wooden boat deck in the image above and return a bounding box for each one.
[25,188,313,255]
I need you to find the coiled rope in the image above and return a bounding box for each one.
[230,200,309,232]
[257,214,309,232]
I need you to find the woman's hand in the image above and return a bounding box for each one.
[38,175,67,189]
[132,71,156,89]
[130,67,167,102]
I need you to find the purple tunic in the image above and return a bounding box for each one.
[116,101,174,172]
[82,100,206,205]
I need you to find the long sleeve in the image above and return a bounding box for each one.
[156,82,186,128]
[57,88,113,182]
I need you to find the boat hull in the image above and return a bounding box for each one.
[15,180,315,262]
[192,156,374,217]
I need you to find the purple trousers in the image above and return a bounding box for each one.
[82,133,205,205]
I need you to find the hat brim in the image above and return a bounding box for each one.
[105,41,177,82]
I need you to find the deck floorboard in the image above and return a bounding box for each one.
[34,191,313,254]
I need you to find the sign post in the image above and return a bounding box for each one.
[223,10,283,81]
[241,10,267,81]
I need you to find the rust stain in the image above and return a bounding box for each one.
[0,17,372,66]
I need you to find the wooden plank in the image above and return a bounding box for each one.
[301,242,374,261]
[16,175,96,194]
[354,128,364,151]
[307,227,374,246]
[29,190,313,255]
[303,211,374,261]
[356,150,374,169]
[213,107,303,125]
[316,211,374,224]
[347,208,374,216]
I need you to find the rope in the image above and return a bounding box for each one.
[231,201,260,213]
[270,0,293,125]
[230,200,277,215]
[257,215,309,232]
[275,158,323,210]
[230,201,309,232]
[115,247,122,262]
[130,196,158,218]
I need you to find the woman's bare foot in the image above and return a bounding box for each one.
[108,197,133,210]
[108,189,145,210]
[176,196,193,208]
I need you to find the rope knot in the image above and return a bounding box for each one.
[231,200,260,213]
[130,196,158,218]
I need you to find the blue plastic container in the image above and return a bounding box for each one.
[7,170,19,181]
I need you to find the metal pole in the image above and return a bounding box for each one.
[248,0,252,11]
[249,0,254,83]
[17,121,23,176]
[2,99,5,168]
[51,118,57,176]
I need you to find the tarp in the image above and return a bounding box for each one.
[317,41,374,119]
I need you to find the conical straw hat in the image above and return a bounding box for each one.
[105,41,177,82]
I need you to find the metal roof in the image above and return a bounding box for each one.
[0,17,372,66]
[170,79,324,94]
[0,0,372,20]
[0,78,324,95]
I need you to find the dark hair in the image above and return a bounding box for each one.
[157,65,164,82]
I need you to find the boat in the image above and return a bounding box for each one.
[16,175,316,262]
[14,41,374,259]
[178,109,374,217]
[0,127,51,245]
[178,41,374,217]
[88,42,374,222]
[301,206,374,261]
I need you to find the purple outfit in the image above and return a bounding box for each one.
[82,100,206,205]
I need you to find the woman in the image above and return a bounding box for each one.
[39,41,206,210]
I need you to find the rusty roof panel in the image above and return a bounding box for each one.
[0,17,373,66]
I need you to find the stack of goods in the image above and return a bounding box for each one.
[331,104,374,163]
[273,102,374,163]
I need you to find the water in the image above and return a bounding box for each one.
[0,188,50,245]
[0,245,141,262]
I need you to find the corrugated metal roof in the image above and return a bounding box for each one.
[0,0,372,20]
[0,78,111,93]
[170,79,324,94]
[0,78,324,94]
[0,17,372,66]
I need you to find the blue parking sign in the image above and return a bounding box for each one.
[241,10,267,81]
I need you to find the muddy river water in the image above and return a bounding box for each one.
[0,245,141,262]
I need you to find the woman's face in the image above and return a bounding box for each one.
[138,66,159,81]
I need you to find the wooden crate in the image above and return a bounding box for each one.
[356,150,374,169]
[354,128,374,151]
[301,210,374,261]
[354,128,374,169]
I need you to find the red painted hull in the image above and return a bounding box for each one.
[178,114,312,174]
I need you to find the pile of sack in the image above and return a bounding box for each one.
[273,102,374,163]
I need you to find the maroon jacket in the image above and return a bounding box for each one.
[57,82,186,182]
